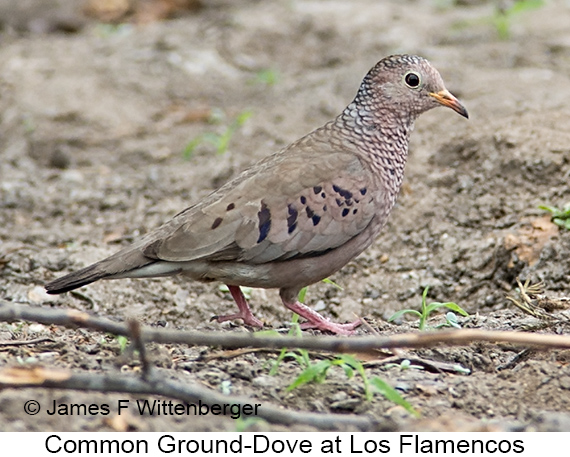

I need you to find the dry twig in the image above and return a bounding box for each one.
[0,337,54,347]
[506,278,570,321]
[2,299,570,430]
[0,366,378,431]
[2,300,570,353]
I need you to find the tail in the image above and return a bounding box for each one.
[45,247,180,294]
[45,264,111,294]
[45,245,157,294]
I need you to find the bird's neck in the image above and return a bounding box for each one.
[335,102,415,193]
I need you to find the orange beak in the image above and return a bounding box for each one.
[429,89,468,118]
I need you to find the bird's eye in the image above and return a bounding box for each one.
[404,72,421,88]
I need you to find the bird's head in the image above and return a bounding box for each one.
[359,54,468,120]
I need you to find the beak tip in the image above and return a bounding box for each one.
[430,90,469,120]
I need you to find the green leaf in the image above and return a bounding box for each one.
[322,278,343,290]
[234,110,253,126]
[452,364,471,375]
[299,349,311,367]
[235,417,263,432]
[116,335,128,353]
[509,0,544,15]
[337,354,371,400]
[287,359,332,391]
[539,204,561,215]
[182,136,205,159]
[253,69,280,86]
[370,377,420,417]
[445,312,462,329]
[340,363,354,379]
[268,314,302,375]
[540,203,570,231]
[287,352,307,367]
[422,286,429,304]
[388,309,422,322]
[425,301,468,317]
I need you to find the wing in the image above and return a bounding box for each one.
[143,128,379,265]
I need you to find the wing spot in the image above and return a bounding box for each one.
[257,202,271,243]
[313,186,322,194]
[312,215,321,226]
[360,188,367,196]
[342,208,350,217]
[226,203,235,211]
[306,206,315,218]
[333,184,353,199]
[287,204,298,234]
[300,195,307,205]
[353,209,358,215]
[211,217,223,229]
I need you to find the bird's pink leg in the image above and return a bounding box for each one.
[281,299,362,335]
[212,285,264,328]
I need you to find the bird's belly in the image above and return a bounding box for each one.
[175,221,378,290]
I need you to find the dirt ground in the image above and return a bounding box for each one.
[1,0,570,432]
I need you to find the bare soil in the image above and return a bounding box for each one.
[1,0,570,432]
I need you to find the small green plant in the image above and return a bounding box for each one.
[435,311,462,329]
[22,116,36,134]
[235,416,263,432]
[287,353,372,400]
[252,69,280,86]
[370,377,420,417]
[493,0,544,40]
[183,110,252,158]
[268,313,308,376]
[116,335,129,353]
[94,23,133,38]
[384,359,425,371]
[268,285,418,414]
[388,286,468,330]
[321,278,343,290]
[540,203,570,230]
[284,351,418,415]
[451,0,544,41]
[451,364,471,375]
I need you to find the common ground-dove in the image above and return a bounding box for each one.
[46,55,468,335]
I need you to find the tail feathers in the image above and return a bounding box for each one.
[44,248,181,294]
[45,264,109,294]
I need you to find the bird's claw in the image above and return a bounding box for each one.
[211,312,264,328]
[299,318,362,335]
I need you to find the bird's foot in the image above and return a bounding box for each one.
[284,300,362,335]
[211,285,264,328]
[211,312,263,328]
[299,319,362,334]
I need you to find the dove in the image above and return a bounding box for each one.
[45,54,468,335]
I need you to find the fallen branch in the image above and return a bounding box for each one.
[2,300,570,353]
[0,337,54,347]
[0,366,379,431]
